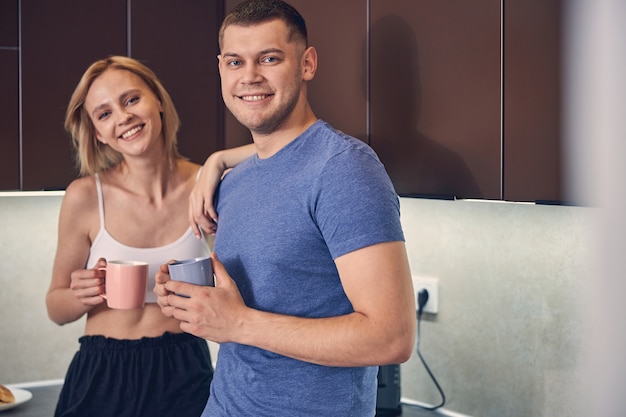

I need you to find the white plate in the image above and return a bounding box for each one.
[0,388,33,412]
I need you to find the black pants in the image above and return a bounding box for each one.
[55,332,213,417]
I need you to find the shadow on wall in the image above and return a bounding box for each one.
[369,15,482,199]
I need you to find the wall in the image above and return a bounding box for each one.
[0,193,594,417]
[399,198,594,417]
[0,193,78,383]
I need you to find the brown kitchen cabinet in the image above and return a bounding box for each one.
[370,0,501,199]
[503,0,563,202]
[0,0,19,190]
[4,0,564,201]
[130,0,225,164]
[370,0,563,201]
[20,0,127,190]
[5,0,224,191]
[0,0,18,47]
[0,49,19,190]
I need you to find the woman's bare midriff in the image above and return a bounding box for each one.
[84,303,183,339]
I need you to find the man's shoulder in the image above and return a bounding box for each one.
[307,120,375,158]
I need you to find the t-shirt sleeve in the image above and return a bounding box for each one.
[314,146,405,259]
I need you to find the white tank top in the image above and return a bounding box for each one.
[86,173,211,303]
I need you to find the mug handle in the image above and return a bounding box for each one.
[98,267,107,300]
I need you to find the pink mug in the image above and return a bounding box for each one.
[99,260,148,309]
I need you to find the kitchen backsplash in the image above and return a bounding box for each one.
[0,193,595,417]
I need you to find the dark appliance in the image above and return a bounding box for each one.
[376,364,401,416]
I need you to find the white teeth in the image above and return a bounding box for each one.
[242,95,267,102]
[121,125,143,139]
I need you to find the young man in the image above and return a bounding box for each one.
[156,1,416,415]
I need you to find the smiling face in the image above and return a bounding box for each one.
[84,68,164,157]
[218,19,316,137]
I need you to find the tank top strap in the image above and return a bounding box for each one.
[94,173,106,230]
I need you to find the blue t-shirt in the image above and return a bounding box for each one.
[204,120,404,417]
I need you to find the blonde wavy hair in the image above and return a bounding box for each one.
[65,55,182,176]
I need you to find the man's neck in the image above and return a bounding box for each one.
[252,109,318,159]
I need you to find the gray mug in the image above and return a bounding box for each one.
[169,256,214,297]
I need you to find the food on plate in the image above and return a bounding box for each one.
[0,384,15,404]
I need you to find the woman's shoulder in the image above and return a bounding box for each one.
[62,175,98,212]
[58,175,101,241]
[65,175,95,194]
[177,158,203,181]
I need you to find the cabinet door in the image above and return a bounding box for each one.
[21,0,126,190]
[0,49,19,190]
[0,0,19,190]
[131,0,225,163]
[293,0,368,141]
[223,0,368,149]
[503,0,562,202]
[0,0,18,46]
[370,0,501,199]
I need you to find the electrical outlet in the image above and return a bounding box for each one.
[412,275,439,314]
